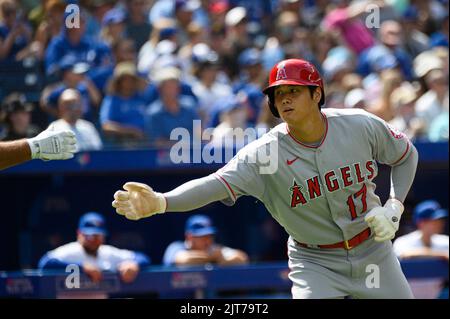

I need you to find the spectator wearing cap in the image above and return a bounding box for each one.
[138,18,178,74]
[388,83,422,140]
[178,22,208,72]
[83,0,117,40]
[173,0,202,45]
[0,0,33,62]
[38,212,150,285]
[191,44,233,124]
[233,48,266,125]
[0,92,40,141]
[90,38,138,94]
[44,7,112,77]
[124,0,152,51]
[31,0,66,61]
[400,5,430,57]
[143,57,199,109]
[393,200,449,298]
[358,20,414,81]
[100,8,127,46]
[415,66,449,137]
[222,6,252,80]
[148,0,175,25]
[145,66,200,147]
[100,61,148,147]
[48,89,103,151]
[162,214,249,266]
[208,0,229,32]
[40,55,102,121]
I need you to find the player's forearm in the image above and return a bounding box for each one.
[164,174,230,212]
[174,251,213,265]
[218,251,249,265]
[389,144,418,202]
[0,140,31,170]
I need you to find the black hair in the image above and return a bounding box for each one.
[267,86,323,117]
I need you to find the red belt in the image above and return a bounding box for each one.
[294,228,371,250]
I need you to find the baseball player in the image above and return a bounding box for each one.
[112,59,418,299]
[0,127,77,170]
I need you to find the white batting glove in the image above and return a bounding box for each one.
[26,129,77,161]
[364,199,404,242]
[112,182,167,221]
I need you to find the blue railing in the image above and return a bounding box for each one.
[0,259,447,298]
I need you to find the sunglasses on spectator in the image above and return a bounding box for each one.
[63,101,81,109]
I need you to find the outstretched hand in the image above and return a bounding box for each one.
[112,182,167,220]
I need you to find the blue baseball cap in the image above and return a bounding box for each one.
[366,46,398,72]
[78,212,108,236]
[175,0,200,12]
[102,8,126,27]
[59,55,90,74]
[402,5,419,21]
[185,215,216,237]
[238,48,262,67]
[413,200,448,224]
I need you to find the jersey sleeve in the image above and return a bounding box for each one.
[367,113,412,166]
[162,242,186,266]
[214,144,266,205]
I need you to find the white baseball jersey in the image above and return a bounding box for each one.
[45,242,137,271]
[215,108,412,245]
[393,231,449,299]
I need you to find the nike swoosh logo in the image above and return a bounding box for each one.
[286,157,299,165]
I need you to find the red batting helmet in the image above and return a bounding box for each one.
[263,59,325,117]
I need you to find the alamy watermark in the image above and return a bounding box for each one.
[65,264,80,289]
[65,4,80,29]
[168,120,279,174]
[365,3,381,29]
[365,264,380,289]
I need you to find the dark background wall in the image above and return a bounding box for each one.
[0,155,447,271]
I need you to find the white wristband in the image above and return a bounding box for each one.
[384,198,404,215]
[155,192,167,214]
[26,138,39,159]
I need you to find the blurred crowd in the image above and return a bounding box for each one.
[0,0,448,150]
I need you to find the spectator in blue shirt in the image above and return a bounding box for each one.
[143,55,199,107]
[100,7,127,46]
[90,38,137,95]
[146,66,200,147]
[429,12,449,48]
[0,0,32,62]
[40,55,102,121]
[358,20,414,81]
[45,8,112,77]
[124,0,152,51]
[163,214,249,266]
[233,48,266,126]
[100,61,148,147]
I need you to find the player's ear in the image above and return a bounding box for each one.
[314,87,322,103]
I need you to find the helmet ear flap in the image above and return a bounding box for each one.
[267,90,280,118]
